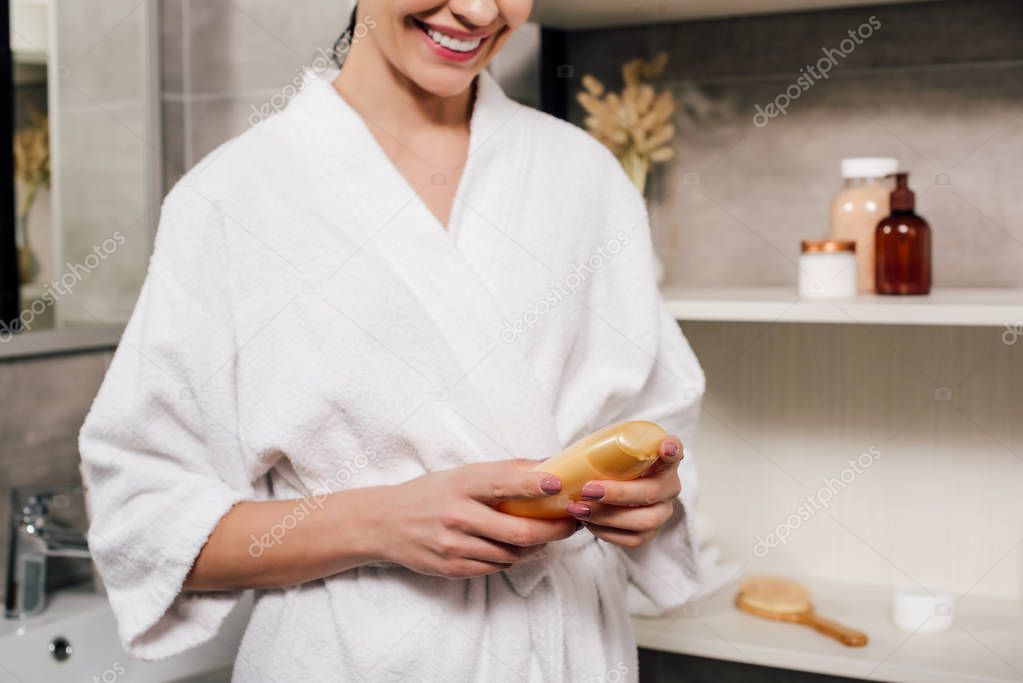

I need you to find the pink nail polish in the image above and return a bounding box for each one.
[567,502,591,517]
[540,476,562,494]
[665,441,679,458]
[580,483,605,500]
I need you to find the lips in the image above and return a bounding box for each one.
[413,19,491,62]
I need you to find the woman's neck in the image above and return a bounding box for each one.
[333,37,473,134]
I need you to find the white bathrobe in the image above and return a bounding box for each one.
[79,68,705,682]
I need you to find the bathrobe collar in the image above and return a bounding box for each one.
[289,67,566,504]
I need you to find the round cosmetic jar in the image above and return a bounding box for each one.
[892,587,955,633]
[799,240,858,299]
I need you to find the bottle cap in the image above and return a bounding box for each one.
[889,172,915,211]
[587,421,664,479]
[841,157,898,179]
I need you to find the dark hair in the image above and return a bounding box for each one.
[331,4,360,67]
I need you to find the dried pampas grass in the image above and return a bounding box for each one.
[577,53,676,195]
[14,111,51,216]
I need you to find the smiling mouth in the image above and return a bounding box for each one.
[414,19,489,54]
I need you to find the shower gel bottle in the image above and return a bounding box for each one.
[498,421,668,519]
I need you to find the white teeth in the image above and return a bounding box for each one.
[425,27,483,53]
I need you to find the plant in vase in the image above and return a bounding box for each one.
[13,112,50,285]
[577,53,676,283]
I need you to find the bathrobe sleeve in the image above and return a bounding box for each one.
[79,187,255,659]
[559,156,707,614]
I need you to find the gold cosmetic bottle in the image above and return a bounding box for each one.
[499,421,667,519]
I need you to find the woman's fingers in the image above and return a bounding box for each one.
[580,469,681,508]
[565,435,684,549]
[581,522,657,549]
[576,436,683,506]
[456,460,562,503]
[640,436,685,478]
[566,500,674,532]
[443,533,545,565]
[433,558,513,579]
[466,503,578,547]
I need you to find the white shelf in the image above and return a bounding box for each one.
[532,0,937,29]
[633,576,1023,683]
[662,287,1023,328]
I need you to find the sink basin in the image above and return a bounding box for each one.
[0,587,251,682]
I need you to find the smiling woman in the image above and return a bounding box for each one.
[78,1,706,681]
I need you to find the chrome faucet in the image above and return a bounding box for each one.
[5,488,90,619]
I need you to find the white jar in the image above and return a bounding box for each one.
[892,587,956,633]
[799,240,858,298]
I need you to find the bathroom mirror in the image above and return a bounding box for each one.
[2,0,160,358]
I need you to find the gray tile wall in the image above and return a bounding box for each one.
[560,0,1023,287]
[159,0,354,190]
[0,351,112,602]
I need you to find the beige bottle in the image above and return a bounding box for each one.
[498,421,667,519]
[829,158,897,293]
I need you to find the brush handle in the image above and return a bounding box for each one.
[804,613,868,647]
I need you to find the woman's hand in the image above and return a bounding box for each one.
[367,460,579,579]
[185,460,575,591]
[566,436,684,549]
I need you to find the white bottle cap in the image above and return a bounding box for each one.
[841,157,898,179]
[891,587,955,633]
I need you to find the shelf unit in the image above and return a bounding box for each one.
[651,287,1023,682]
[661,286,1023,328]
[633,576,1023,683]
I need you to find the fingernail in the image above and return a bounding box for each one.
[567,502,591,517]
[540,476,562,495]
[665,441,679,458]
[581,483,605,500]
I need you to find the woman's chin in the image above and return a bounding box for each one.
[407,68,480,98]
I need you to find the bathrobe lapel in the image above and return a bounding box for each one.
[290,71,577,596]
[294,71,563,480]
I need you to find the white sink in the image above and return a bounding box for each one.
[0,587,251,682]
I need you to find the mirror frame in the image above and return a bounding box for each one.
[1,1,20,333]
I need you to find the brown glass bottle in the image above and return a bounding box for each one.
[875,173,931,295]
